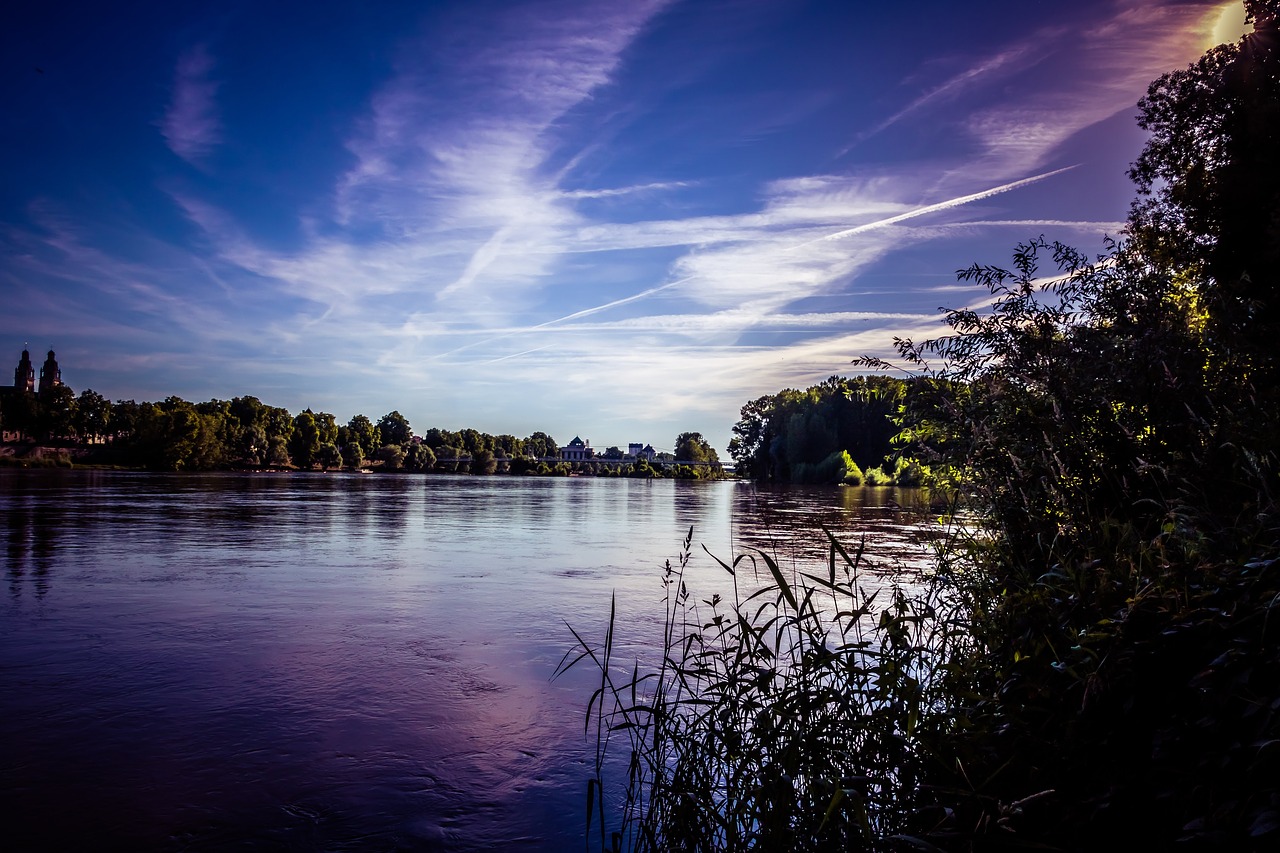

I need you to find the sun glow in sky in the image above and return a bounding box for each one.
[0,0,1235,453]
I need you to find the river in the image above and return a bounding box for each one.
[0,470,935,851]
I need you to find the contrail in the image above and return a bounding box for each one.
[434,276,695,360]
[838,46,1034,156]
[436,167,1075,362]
[481,344,555,365]
[536,276,692,327]
[791,165,1078,250]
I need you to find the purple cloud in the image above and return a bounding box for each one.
[160,45,221,166]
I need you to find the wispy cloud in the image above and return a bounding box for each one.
[160,45,221,166]
[843,43,1043,153]
[13,0,1222,449]
[957,0,1221,179]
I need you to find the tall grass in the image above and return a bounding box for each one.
[558,523,973,851]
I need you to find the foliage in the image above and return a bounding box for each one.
[316,442,342,470]
[729,376,908,482]
[35,385,75,441]
[848,10,1280,839]
[403,442,435,472]
[523,430,559,460]
[72,389,112,442]
[0,390,39,438]
[471,448,497,475]
[341,440,364,469]
[572,7,1280,848]
[560,527,963,852]
[289,410,321,469]
[673,432,719,465]
[377,410,413,447]
[346,414,380,458]
[122,398,226,471]
[375,444,406,471]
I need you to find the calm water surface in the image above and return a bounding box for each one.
[0,470,934,851]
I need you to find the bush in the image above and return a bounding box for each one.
[375,444,405,471]
[861,465,889,486]
[842,453,864,485]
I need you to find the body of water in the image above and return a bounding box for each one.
[0,470,934,850]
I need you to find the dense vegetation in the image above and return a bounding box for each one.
[727,375,926,486]
[0,392,724,478]
[566,4,1280,849]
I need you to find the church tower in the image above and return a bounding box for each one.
[37,349,61,397]
[14,348,34,393]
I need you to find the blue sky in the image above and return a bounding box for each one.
[0,0,1246,454]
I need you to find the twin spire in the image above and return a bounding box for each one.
[10,346,61,397]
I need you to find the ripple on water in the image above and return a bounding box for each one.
[1,471,934,850]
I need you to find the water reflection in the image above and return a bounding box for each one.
[732,484,938,573]
[3,473,61,597]
[0,470,934,850]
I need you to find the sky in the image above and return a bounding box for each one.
[0,0,1249,455]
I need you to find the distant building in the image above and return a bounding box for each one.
[560,436,593,462]
[626,442,657,461]
[2,348,60,401]
[2,347,61,442]
[38,349,62,396]
[14,348,34,393]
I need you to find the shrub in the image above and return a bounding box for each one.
[861,465,889,486]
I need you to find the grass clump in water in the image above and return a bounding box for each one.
[558,524,967,852]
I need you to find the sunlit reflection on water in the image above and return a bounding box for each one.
[0,470,936,850]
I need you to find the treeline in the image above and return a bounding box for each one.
[727,375,927,485]
[0,389,723,478]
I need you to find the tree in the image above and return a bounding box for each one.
[265,436,291,467]
[110,399,143,441]
[36,384,76,442]
[493,434,524,457]
[341,440,364,469]
[471,448,497,475]
[264,406,294,444]
[848,11,1280,836]
[346,414,379,457]
[404,443,435,472]
[522,431,558,459]
[422,427,455,450]
[228,396,266,432]
[314,411,338,447]
[434,445,462,473]
[459,428,491,456]
[317,442,342,471]
[377,411,413,446]
[1128,3,1280,457]
[376,444,405,470]
[241,425,269,466]
[674,432,719,465]
[130,398,224,470]
[73,389,111,443]
[2,390,39,440]
[289,410,321,469]
[728,377,907,481]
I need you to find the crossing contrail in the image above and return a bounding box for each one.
[791,165,1078,249]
